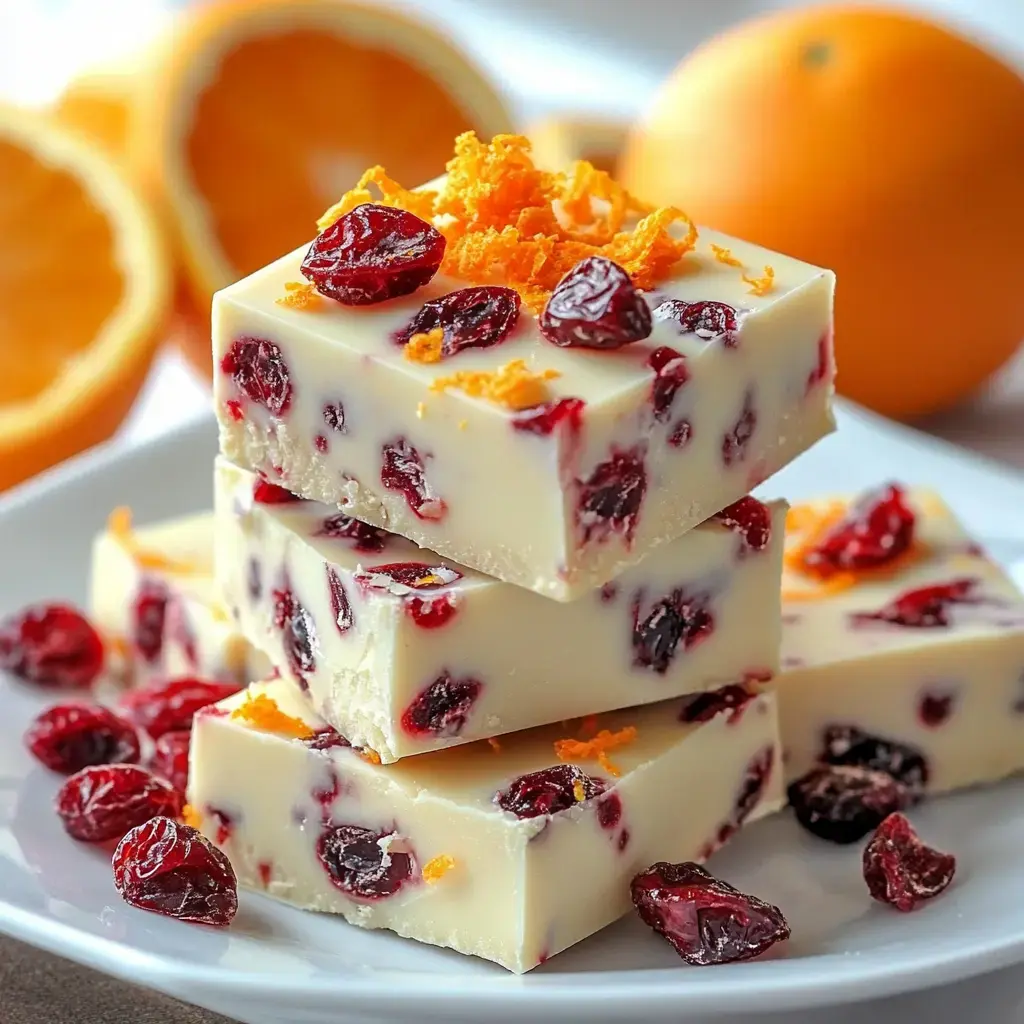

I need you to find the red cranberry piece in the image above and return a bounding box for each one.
[316,514,389,552]
[648,346,689,422]
[678,684,755,725]
[225,399,244,422]
[56,764,182,843]
[540,256,652,349]
[407,593,458,629]
[919,691,955,727]
[395,285,520,356]
[863,813,956,912]
[820,725,928,794]
[272,588,317,683]
[113,816,237,925]
[206,806,234,845]
[220,337,292,415]
[133,580,168,664]
[713,497,773,553]
[315,434,329,453]
[632,590,713,674]
[381,439,446,520]
[512,397,585,437]
[668,419,692,449]
[323,401,348,433]
[120,678,241,739]
[721,391,757,466]
[150,730,191,794]
[301,203,445,306]
[577,445,647,546]
[354,562,461,592]
[805,484,916,575]
[326,567,354,635]
[852,578,977,628]
[0,603,104,688]
[306,726,352,751]
[597,792,622,830]
[25,703,140,774]
[807,330,833,390]
[599,582,618,603]
[631,861,789,965]
[496,765,605,819]
[316,824,413,900]
[788,765,911,844]
[253,477,303,504]
[400,672,481,737]
[653,298,739,345]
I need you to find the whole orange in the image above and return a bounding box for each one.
[620,6,1024,421]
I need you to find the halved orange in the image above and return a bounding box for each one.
[51,61,137,160]
[0,105,171,492]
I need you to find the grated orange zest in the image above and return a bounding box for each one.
[742,265,776,296]
[359,748,383,765]
[422,853,456,884]
[710,243,743,267]
[404,327,444,364]
[181,804,202,829]
[572,778,587,803]
[107,506,196,574]
[231,693,315,740]
[431,360,560,410]
[276,281,321,310]
[554,725,638,778]
[317,165,437,231]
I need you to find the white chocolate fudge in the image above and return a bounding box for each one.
[89,511,268,687]
[778,486,1024,793]
[212,188,833,600]
[214,456,784,761]
[189,677,784,971]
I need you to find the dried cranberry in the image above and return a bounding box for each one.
[863,813,956,912]
[301,203,445,306]
[512,397,585,437]
[576,446,647,546]
[56,764,182,843]
[316,824,413,900]
[631,861,789,965]
[120,678,241,739]
[400,673,481,736]
[25,703,140,774]
[678,684,755,725]
[0,603,104,688]
[253,478,303,504]
[113,816,237,925]
[323,401,348,433]
[852,578,977,628]
[273,589,317,682]
[632,590,713,674]
[653,298,739,345]
[713,497,772,553]
[316,514,389,552]
[220,337,292,415]
[381,439,446,520]
[721,391,757,466]
[133,580,168,664]
[326,567,354,635]
[788,765,910,844]
[820,725,929,794]
[668,419,692,449]
[150,730,191,794]
[804,484,915,575]
[354,562,461,592]
[648,346,689,422]
[540,256,652,349]
[306,727,351,751]
[597,793,622,830]
[407,593,458,629]
[919,692,955,727]
[496,765,605,819]
[396,286,520,356]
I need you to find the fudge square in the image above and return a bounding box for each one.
[215,456,784,761]
[189,677,784,972]
[777,484,1024,792]
[212,133,834,600]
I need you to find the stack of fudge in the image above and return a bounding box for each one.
[86,140,1024,971]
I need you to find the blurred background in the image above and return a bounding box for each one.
[0,0,1022,493]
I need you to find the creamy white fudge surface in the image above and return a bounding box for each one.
[89,512,268,687]
[214,456,784,761]
[189,678,784,972]
[212,216,834,600]
[779,489,1024,792]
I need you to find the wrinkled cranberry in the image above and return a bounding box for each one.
[852,578,977,628]
[653,298,739,345]
[113,816,237,925]
[273,588,317,683]
[0,603,104,688]
[133,580,168,664]
[820,725,929,794]
[788,765,910,844]
[721,391,757,466]
[678,684,755,725]
[220,337,292,415]
[919,692,955,727]
[633,590,713,674]
[381,439,446,520]
[354,562,461,592]
[317,824,413,899]
[150,730,191,794]
[804,484,916,575]
[647,346,689,423]
[400,673,481,737]
[253,478,303,504]
[631,861,789,965]
[597,793,622,830]
[863,813,956,912]
[396,286,520,356]
[316,514,389,552]
[323,401,348,433]
[496,764,605,819]
[407,593,458,629]
[301,204,445,306]
[540,257,652,349]
[120,678,241,739]
[25,703,140,774]
[576,445,647,546]
[306,727,351,751]
[56,764,182,843]
[713,497,772,553]
[326,567,354,635]
[512,397,585,437]
[668,419,693,449]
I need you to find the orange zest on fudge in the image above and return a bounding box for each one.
[430,360,560,410]
[107,507,197,574]
[230,693,315,740]
[422,854,456,884]
[555,725,638,777]
[710,243,743,267]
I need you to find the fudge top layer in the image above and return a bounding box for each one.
[781,485,1024,669]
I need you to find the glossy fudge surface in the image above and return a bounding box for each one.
[778,488,1024,792]
[213,206,834,599]
[215,456,784,761]
[189,678,784,972]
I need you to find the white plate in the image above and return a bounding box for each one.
[2,401,1024,1024]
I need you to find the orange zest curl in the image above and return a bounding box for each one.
[318,165,437,230]
[572,778,587,803]
[742,265,776,296]
[710,243,743,267]
[231,693,315,740]
[108,506,196,574]
[422,854,456,884]
[181,804,202,829]
[404,327,444,364]
[554,725,638,778]
[431,360,560,410]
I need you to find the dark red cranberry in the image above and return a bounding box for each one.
[721,391,757,466]
[407,593,458,629]
[735,746,775,825]
[253,477,302,503]
[323,401,348,433]
[149,730,191,794]
[540,256,652,349]
[647,346,689,422]
[668,419,693,449]
[807,330,833,390]
[220,337,292,415]
[678,684,755,725]
[273,588,317,682]
[133,580,168,664]
[120,678,241,739]
[400,673,481,737]
[247,558,262,601]
[113,816,237,925]
[326,567,354,635]
[315,434,328,453]
[820,725,928,794]
[496,765,605,819]
[381,439,446,520]
[597,793,622,830]
[305,727,351,751]
[395,285,520,357]
[863,813,956,912]
[788,765,910,844]
[631,861,789,965]
[512,397,585,437]
[852,578,978,628]
[599,582,618,603]
[25,703,140,774]
[576,445,647,546]
[354,562,461,591]
[919,691,955,727]
[0,603,104,688]
[653,298,740,345]
[316,514,389,553]
[301,203,445,306]
[804,484,916,575]
[713,497,772,553]
[317,824,413,899]
[632,590,713,674]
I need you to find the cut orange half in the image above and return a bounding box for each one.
[51,60,137,160]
